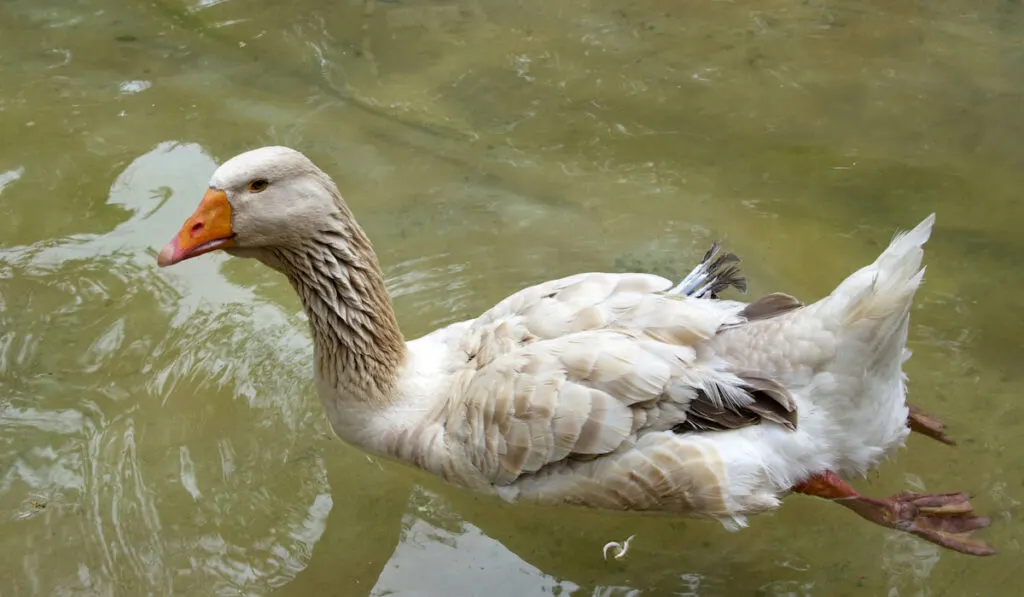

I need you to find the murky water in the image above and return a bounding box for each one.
[2,0,1022,594]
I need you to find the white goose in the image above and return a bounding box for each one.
[157,146,993,556]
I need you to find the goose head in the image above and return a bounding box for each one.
[156,146,405,404]
[157,146,342,267]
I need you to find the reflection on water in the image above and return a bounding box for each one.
[1,0,1022,595]
[372,488,583,597]
[0,141,336,594]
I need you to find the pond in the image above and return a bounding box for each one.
[1,0,1021,595]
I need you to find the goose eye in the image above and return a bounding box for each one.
[248,178,269,193]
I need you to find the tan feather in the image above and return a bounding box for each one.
[569,305,607,332]
[573,390,633,454]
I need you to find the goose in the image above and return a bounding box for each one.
[156,146,993,556]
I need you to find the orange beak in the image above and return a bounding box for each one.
[157,188,236,267]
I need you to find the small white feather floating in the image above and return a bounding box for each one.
[602,534,636,561]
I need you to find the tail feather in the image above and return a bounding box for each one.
[822,214,934,325]
[820,214,935,371]
[844,213,933,324]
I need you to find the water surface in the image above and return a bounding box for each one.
[1,0,1022,595]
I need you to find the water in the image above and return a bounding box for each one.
[1,0,1022,594]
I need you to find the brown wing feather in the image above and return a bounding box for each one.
[740,292,803,321]
[674,372,797,434]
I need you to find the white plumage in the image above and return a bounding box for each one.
[354,216,930,529]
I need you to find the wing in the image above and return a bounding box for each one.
[459,271,743,368]
[445,274,801,486]
[459,237,749,369]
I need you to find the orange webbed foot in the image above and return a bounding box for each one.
[907,404,957,446]
[793,471,995,556]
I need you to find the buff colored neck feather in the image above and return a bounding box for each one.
[256,195,405,408]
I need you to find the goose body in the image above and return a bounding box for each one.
[157,146,993,554]
[330,235,919,525]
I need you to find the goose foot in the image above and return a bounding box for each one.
[907,403,956,445]
[793,471,995,556]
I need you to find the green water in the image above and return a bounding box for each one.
[1,0,1022,594]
